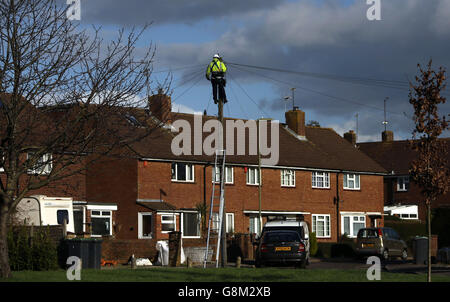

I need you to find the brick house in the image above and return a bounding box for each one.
[84,93,386,250]
[3,92,388,261]
[358,131,450,221]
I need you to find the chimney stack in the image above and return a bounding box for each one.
[344,130,357,146]
[382,130,394,142]
[285,107,306,138]
[149,88,172,124]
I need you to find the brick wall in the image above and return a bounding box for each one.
[386,177,449,221]
[101,237,157,263]
[136,161,385,242]
[87,156,138,239]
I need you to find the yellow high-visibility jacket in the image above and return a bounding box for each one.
[206,58,227,79]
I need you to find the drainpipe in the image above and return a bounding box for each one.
[334,171,341,242]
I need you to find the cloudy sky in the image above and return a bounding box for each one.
[74,0,449,142]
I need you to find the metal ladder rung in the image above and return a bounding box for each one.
[204,149,226,268]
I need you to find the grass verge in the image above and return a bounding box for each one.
[3,267,450,282]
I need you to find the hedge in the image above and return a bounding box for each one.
[7,225,59,271]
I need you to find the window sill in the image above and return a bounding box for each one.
[182,236,201,239]
[171,180,195,183]
[138,236,153,239]
[343,188,361,191]
[281,185,296,188]
[246,183,260,186]
[312,187,331,190]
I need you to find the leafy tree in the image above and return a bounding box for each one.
[307,120,321,127]
[408,60,449,282]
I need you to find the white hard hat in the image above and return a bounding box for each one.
[213,53,220,59]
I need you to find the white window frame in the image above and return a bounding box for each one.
[138,212,153,239]
[73,206,86,234]
[397,176,409,192]
[400,213,418,220]
[27,153,52,175]
[246,167,260,185]
[341,215,366,238]
[159,213,177,233]
[312,214,331,238]
[213,166,234,184]
[281,169,296,187]
[171,162,195,182]
[91,210,113,237]
[226,213,235,233]
[181,211,201,238]
[312,172,330,189]
[343,173,360,190]
[249,216,262,235]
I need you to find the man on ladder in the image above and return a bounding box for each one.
[206,53,228,104]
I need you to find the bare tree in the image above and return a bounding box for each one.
[0,0,164,278]
[409,60,450,282]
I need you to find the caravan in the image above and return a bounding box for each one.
[14,195,75,233]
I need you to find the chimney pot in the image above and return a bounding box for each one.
[344,130,357,146]
[149,92,172,124]
[285,108,306,137]
[382,130,394,142]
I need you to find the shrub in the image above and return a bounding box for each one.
[8,225,58,271]
[309,232,318,256]
[431,208,450,248]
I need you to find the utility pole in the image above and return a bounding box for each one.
[355,113,359,142]
[257,120,262,235]
[218,98,227,268]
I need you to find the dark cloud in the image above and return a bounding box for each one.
[73,0,450,142]
[153,0,450,141]
[79,0,285,26]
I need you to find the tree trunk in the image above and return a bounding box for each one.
[0,209,12,279]
[427,201,432,282]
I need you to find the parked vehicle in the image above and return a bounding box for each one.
[255,230,308,268]
[259,219,310,264]
[356,227,408,261]
[14,195,75,233]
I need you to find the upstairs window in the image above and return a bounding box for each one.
[246,167,260,185]
[312,172,330,189]
[397,176,409,192]
[213,166,234,184]
[27,153,52,175]
[281,169,295,187]
[171,163,194,182]
[344,173,360,190]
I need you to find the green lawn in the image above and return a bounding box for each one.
[3,267,450,282]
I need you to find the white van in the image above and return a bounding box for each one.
[14,195,75,233]
[260,220,310,264]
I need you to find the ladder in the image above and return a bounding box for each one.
[203,149,226,268]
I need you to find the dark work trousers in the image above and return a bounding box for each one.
[211,77,227,103]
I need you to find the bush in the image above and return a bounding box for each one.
[8,225,58,271]
[432,208,450,248]
[315,235,356,259]
[309,232,318,256]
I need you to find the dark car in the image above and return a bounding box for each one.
[355,227,408,261]
[255,230,307,268]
